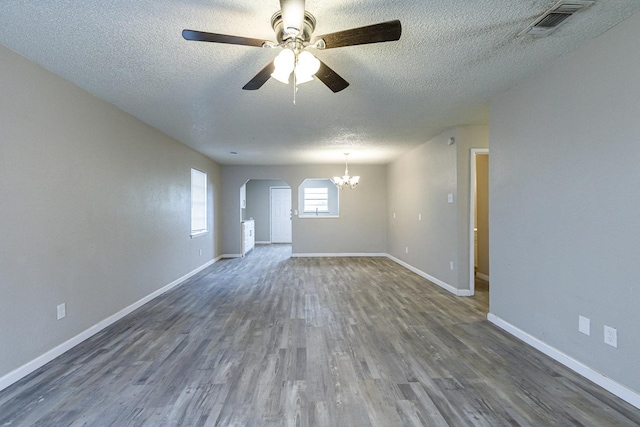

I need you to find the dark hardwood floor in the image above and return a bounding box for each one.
[1,245,639,426]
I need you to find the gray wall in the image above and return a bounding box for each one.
[246,179,288,242]
[490,12,640,393]
[387,126,489,292]
[0,45,222,379]
[222,165,387,255]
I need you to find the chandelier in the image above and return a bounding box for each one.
[332,153,360,190]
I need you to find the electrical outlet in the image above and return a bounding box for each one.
[450,261,454,270]
[57,303,66,320]
[405,247,409,254]
[418,213,422,221]
[448,193,454,203]
[199,249,202,256]
[578,315,590,336]
[393,212,396,219]
[604,325,617,348]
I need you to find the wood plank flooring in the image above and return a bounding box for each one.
[1,244,639,426]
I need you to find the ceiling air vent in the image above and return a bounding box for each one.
[520,1,595,37]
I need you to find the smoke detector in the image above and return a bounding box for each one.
[520,1,595,37]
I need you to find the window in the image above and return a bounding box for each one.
[190,168,207,236]
[303,187,329,213]
[298,178,339,218]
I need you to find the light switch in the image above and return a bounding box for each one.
[448,193,454,203]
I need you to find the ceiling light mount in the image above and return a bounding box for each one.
[332,153,360,190]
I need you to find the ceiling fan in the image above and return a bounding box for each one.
[182,0,402,93]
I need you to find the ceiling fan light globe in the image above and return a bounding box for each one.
[274,49,295,72]
[271,69,291,84]
[294,68,314,84]
[297,51,320,76]
[271,49,295,84]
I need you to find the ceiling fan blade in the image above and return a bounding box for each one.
[242,61,276,90]
[313,20,402,49]
[314,60,349,93]
[182,29,267,47]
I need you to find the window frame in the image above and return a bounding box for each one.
[298,178,339,219]
[190,168,208,237]
[303,187,330,214]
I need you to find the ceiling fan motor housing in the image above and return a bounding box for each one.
[271,11,317,45]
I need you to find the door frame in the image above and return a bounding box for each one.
[270,186,292,243]
[469,148,489,295]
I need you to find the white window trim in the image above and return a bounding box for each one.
[298,178,340,219]
[303,187,330,214]
[190,168,208,237]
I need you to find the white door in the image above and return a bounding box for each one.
[270,187,292,243]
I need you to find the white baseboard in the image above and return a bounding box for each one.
[289,253,472,297]
[476,272,490,282]
[487,313,640,410]
[385,255,471,296]
[291,253,387,258]
[221,254,242,259]
[255,241,271,245]
[0,258,219,393]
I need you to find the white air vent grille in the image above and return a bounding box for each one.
[520,1,595,37]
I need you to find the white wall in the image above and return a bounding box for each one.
[0,45,222,384]
[222,165,387,256]
[489,12,640,396]
[387,126,489,293]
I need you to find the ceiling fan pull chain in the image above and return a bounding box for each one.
[293,73,297,105]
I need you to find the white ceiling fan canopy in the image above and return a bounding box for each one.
[280,0,306,37]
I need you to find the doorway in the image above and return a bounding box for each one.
[469,149,489,295]
[270,186,292,243]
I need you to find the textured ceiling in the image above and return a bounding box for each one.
[1,1,639,165]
